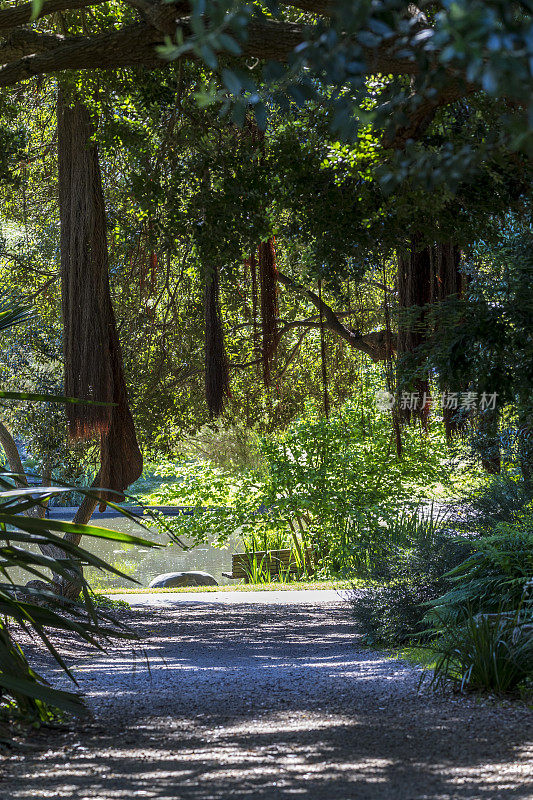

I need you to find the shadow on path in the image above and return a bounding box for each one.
[1,602,531,799]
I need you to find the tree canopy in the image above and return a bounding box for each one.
[0,0,531,483]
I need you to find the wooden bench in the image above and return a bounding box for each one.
[223,548,315,582]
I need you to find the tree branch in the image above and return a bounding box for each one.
[0,0,108,31]
[0,4,473,148]
[277,270,396,360]
[0,29,69,63]
[0,10,428,88]
[0,24,163,85]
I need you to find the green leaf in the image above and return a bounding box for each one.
[231,99,246,127]
[0,513,159,548]
[253,101,268,130]
[199,44,218,70]
[218,33,242,56]
[0,673,85,716]
[222,69,242,95]
[29,0,44,21]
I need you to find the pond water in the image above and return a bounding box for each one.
[14,508,240,590]
[83,515,238,589]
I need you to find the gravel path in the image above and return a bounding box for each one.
[109,588,347,606]
[1,598,532,799]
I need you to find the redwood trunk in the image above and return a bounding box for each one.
[57,88,142,511]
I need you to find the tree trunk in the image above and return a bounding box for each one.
[397,237,432,425]
[57,87,143,510]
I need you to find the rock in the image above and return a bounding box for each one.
[148,571,218,588]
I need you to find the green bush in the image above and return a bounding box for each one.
[351,577,443,646]
[351,478,533,660]
[426,524,533,627]
[429,608,533,694]
[462,475,533,529]
[350,509,472,646]
[147,398,458,577]
[423,502,533,693]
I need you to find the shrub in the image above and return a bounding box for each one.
[352,577,445,646]
[0,487,155,722]
[463,475,533,529]
[423,506,533,693]
[429,608,533,694]
[148,399,457,577]
[426,524,533,626]
[350,508,472,646]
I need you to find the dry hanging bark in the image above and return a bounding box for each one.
[248,250,260,366]
[397,237,432,424]
[57,88,142,509]
[204,263,230,416]
[258,239,278,386]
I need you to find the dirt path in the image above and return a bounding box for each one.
[1,600,532,799]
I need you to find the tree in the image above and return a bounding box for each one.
[0,1,531,155]
[1,0,532,509]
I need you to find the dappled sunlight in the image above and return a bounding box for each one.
[6,604,529,800]
[5,707,531,800]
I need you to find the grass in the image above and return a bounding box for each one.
[101,579,356,595]
[393,645,438,669]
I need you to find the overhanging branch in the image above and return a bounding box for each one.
[277,271,396,360]
[0,0,108,31]
[0,3,486,149]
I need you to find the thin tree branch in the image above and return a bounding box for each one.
[277,270,396,360]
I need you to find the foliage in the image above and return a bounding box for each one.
[350,508,472,646]
[352,578,440,648]
[178,422,264,472]
[349,469,533,693]
[175,0,533,158]
[146,396,467,580]
[428,608,533,694]
[463,474,533,529]
[424,225,533,479]
[92,593,131,611]
[1,48,529,462]
[0,478,157,722]
[237,553,296,585]
[427,523,533,628]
